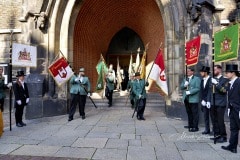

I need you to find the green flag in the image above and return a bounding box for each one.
[96,55,108,92]
[214,24,239,62]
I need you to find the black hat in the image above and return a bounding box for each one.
[225,64,239,72]
[16,70,25,77]
[199,66,210,73]
[134,72,140,77]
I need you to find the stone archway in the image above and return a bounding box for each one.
[72,0,165,92]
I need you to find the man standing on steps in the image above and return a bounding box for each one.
[68,67,91,121]
[180,67,201,132]
[127,73,135,108]
[132,72,149,120]
[105,69,115,107]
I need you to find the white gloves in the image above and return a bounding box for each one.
[17,100,22,105]
[184,81,189,87]
[7,82,12,88]
[228,108,230,117]
[87,93,90,97]
[26,98,29,103]
[201,100,206,106]
[211,78,218,85]
[186,91,190,95]
[206,102,211,109]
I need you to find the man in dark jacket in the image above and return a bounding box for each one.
[221,64,240,153]
[13,70,29,127]
[210,65,228,143]
[199,66,212,134]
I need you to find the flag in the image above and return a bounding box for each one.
[149,49,168,96]
[185,35,201,66]
[214,24,239,62]
[138,50,147,79]
[134,51,140,72]
[48,57,74,86]
[128,54,134,77]
[96,55,108,92]
[116,57,122,83]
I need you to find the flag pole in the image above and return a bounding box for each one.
[146,42,162,80]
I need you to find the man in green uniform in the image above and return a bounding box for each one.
[132,72,149,120]
[127,73,135,108]
[68,67,91,121]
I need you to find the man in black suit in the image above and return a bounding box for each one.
[221,64,240,153]
[13,70,29,127]
[199,66,212,134]
[210,65,229,143]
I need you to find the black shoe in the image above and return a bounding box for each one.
[184,126,189,129]
[221,145,237,153]
[140,117,145,120]
[20,122,26,126]
[68,117,73,121]
[108,104,112,107]
[215,137,227,143]
[189,128,199,132]
[16,123,23,127]
[82,115,85,120]
[202,130,210,134]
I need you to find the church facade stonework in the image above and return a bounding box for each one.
[0,0,238,119]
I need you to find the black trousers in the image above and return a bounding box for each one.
[210,105,227,137]
[136,98,146,118]
[69,94,87,118]
[184,99,199,128]
[15,103,25,124]
[229,109,240,149]
[202,106,214,132]
[106,90,113,105]
[0,98,4,112]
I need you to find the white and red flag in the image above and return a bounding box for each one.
[48,57,74,86]
[149,49,168,96]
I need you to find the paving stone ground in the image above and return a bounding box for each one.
[1,97,240,160]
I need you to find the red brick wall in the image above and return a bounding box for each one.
[73,0,164,92]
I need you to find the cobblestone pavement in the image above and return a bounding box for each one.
[1,103,240,160]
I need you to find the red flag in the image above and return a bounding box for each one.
[149,49,168,96]
[185,35,201,66]
[48,57,74,86]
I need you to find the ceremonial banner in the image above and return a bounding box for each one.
[185,36,201,66]
[12,43,37,67]
[48,57,74,86]
[138,50,147,79]
[96,55,108,92]
[149,49,168,96]
[214,24,239,62]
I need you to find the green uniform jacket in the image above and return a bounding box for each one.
[106,75,115,91]
[127,80,135,100]
[0,78,6,99]
[180,76,201,103]
[132,79,148,100]
[70,75,91,95]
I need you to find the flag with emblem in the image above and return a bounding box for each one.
[138,49,147,79]
[96,55,108,92]
[185,35,201,66]
[48,57,74,86]
[214,24,239,62]
[149,49,168,96]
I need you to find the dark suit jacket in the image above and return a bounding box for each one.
[13,81,29,106]
[212,76,228,107]
[228,77,240,112]
[200,77,212,103]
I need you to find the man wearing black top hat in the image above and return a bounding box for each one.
[13,70,29,127]
[199,66,212,134]
[221,64,240,153]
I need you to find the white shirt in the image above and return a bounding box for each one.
[19,79,25,89]
[203,75,210,88]
[188,75,193,82]
[229,77,238,89]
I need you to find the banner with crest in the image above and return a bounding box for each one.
[214,24,239,62]
[12,43,37,67]
[48,57,74,86]
[185,35,201,66]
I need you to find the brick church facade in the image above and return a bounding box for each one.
[0,0,239,119]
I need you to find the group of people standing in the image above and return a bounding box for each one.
[181,64,240,153]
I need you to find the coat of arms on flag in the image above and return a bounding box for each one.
[214,24,239,62]
[185,35,201,66]
[48,57,74,86]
